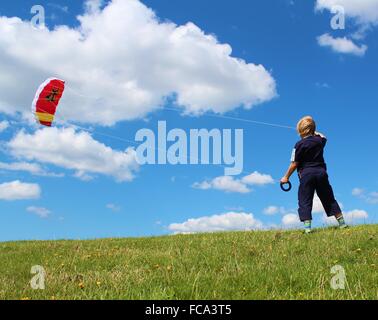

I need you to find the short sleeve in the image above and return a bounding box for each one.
[290,148,296,162]
[292,142,304,163]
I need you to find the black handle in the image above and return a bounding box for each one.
[280,181,292,192]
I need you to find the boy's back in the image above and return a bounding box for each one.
[292,135,327,173]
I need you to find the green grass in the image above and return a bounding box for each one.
[0,225,377,300]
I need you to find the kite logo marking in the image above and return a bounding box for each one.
[46,88,60,103]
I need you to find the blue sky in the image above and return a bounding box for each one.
[0,0,377,241]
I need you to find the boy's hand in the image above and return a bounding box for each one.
[281,162,298,184]
[280,176,289,184]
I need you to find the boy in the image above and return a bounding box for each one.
[280,116,347,234]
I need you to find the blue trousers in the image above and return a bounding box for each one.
[298,168,341,222]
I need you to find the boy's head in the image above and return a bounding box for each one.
[297,116,316,138]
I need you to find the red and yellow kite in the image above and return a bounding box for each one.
[32,78,65,127]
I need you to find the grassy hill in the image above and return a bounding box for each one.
[0,225,377,300]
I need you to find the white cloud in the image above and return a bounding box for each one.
[73,170,94,182]
[48,3,70,14]
[265,194,342,220]
[193,176,250,194]
[317,33,367,56]
[322,214,336,226]
[281,213,301,228]
[27,206,51,218]
[323,209,368,225]
[352,188,378,204]
[0,180,41,200]
[368,192,378,204]
[7,127,139,182]
[0,0,276,126]
[312,194,343,213]
[192,180,212,190]
[263,206,280,215]
[0,120,9,132]
[85,0,104,14]
[241,171,275,186]
[106,203,121,212]
[193,171,274,194]
[168,212,264,234]
[0,161,63,177]
[316,0,378,25]
[313,194,325,213]
[345,209,369,223]
[352,187,364,196]
[315,82,330,89]
[263,205,291,216]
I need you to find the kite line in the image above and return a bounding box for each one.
[64,85,296,131]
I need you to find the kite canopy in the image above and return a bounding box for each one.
[32,78,65,127]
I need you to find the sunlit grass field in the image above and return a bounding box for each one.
[0,225,377,300]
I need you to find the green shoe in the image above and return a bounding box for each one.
[304,228,313,234]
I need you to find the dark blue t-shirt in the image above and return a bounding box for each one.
[291,135,327,173]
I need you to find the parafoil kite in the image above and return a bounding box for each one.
[32,78,65,127]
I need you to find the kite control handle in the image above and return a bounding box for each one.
[280,181,292,192]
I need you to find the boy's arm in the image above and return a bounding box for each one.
[281,162,298,183]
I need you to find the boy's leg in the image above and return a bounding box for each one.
[315,172,347,228]
[335,214,347,228]
[304,220,312,234]
[298,174,316,233]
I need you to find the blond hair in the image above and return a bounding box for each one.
[297,116,316,138]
